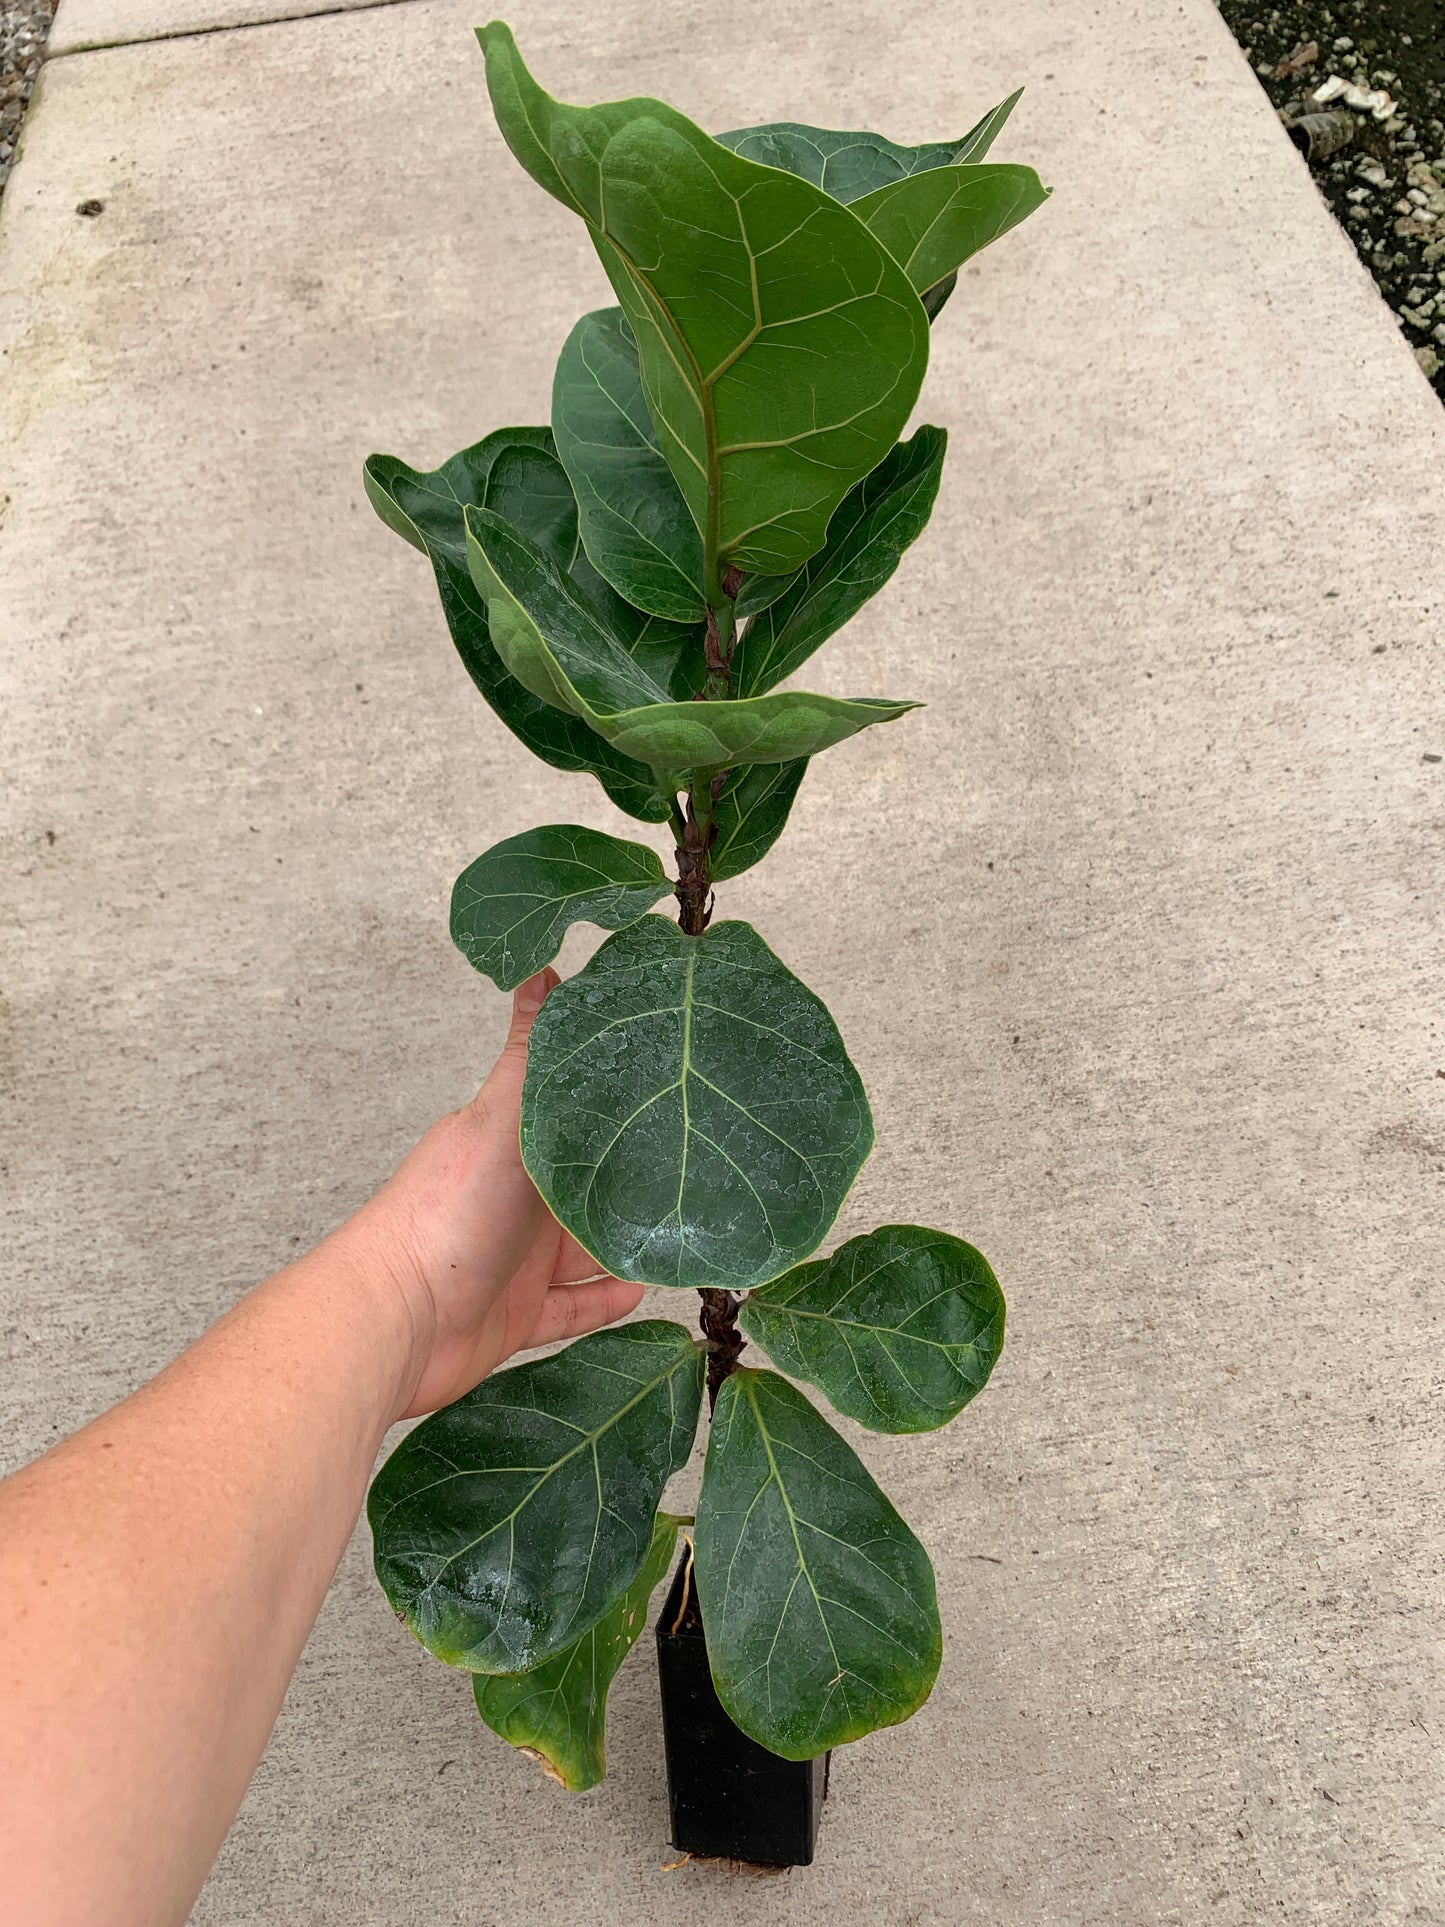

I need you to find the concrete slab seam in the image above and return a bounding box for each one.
[45,0,424,60]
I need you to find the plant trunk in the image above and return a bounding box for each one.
[698,1289,745,1408]
[674,794,711,936]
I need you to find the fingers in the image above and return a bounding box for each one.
[553,1228,610,1284]
[526,1277,645,1348]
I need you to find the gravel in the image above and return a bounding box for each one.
[0,0,55,201]
[1217,0,1445,403]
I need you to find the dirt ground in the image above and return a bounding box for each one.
[1218,0,1445,403]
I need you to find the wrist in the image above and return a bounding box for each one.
[282,1223,438,1431]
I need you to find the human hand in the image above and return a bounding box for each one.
[323,968,644,1420]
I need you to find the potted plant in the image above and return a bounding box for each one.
[364,22,1046,1866]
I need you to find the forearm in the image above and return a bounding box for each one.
[0,1244,418,1927]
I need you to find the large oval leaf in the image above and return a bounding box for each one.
[472,1511,684,1792]
[850,163,1049,301]
[368,1320,704,1673]
[450,824,673,991]
[739,1223,1005,1433]
[478,24,930,579]
[521,917,873,1291]
[552,308,706,623]
[467,507,917,770]
[732,427,947,697]
[694,1368,942,1758]
[363,435,673,821]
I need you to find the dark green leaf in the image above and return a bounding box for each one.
[478,23,930,579]
[521,917,872,1291]
[850,162,1048,300]
[466,427,707,699]
[364,434,673,822]
[709,760,808,882]
[482,440,580,572]
[715,93,1030,322]
[552,307,705,623]
[740,1223,1005,1433]
[364,427,553,568]
[733,568,802,619]
[920,272,959,323]
[368,1320,703,1673]
[468,507,918,769]
[433,555,672,820]
[714,90,1023,201]
[472,1511,685,1791]
[715,123,962,202]
[450,824,673,991]
[695,1368,941,1757]
[733,427,947,697]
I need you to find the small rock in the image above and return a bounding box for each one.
[1417,345,1443,378]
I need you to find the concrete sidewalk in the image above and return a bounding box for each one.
[3,0,1442,1921]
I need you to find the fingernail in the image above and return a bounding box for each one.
[515,971,550,1015]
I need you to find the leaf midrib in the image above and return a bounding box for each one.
[383,1344,699,1586]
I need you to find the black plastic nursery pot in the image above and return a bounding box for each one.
[655,1553,830,1867]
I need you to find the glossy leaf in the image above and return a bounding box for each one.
[552,308,705,623]
[740,1223,1005,1433]
[714,90,1023,202]
[694,1369,942,1757]
[733,427,947,697]
[468,507,918,769]
[363,435,673,821]
[521,917,872,1291]
[478,23,930,578]
[450,824,672,991]
[708,760,809,882]
[733,567,802,619]
[364,427,554,568]
[368,1321,703,1673]
[850,162,1048,301]
[716,91,1028,321]
[472,1511,685,1791]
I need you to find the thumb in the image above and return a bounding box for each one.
[501,966,558,1060]
[465,966,559,1132]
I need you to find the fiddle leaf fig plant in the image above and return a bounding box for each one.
[366,23,1045,1792]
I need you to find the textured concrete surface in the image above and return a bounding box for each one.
[3,1,1444,1922]
[48,0,415,57]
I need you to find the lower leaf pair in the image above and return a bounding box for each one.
[369,1222,1003,1785]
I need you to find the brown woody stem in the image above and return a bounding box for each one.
[698,1289,746,1409]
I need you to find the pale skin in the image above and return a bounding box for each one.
[0,968,644,1927]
